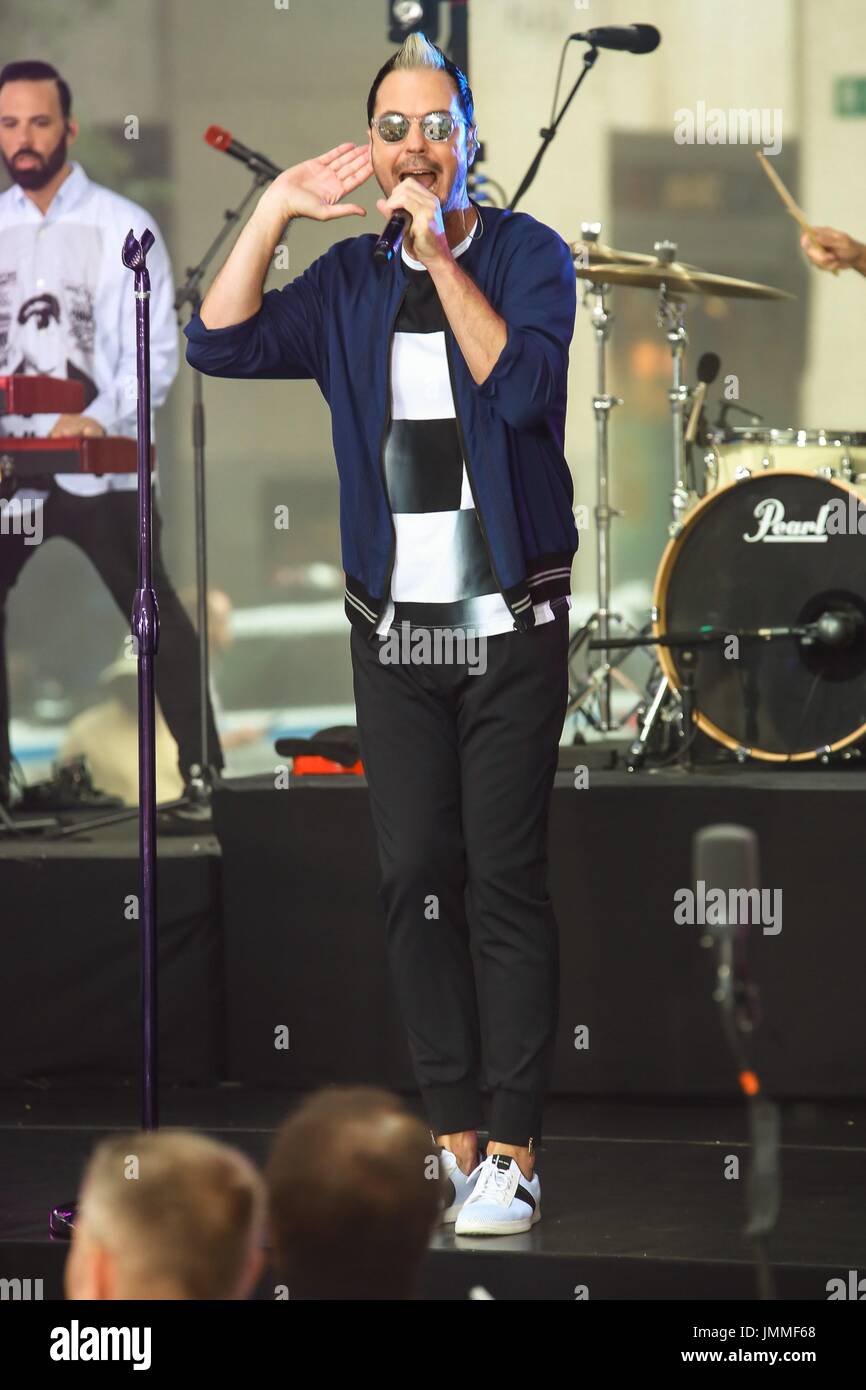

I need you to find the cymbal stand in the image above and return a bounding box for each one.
[622,243,694,761]
[567,223,642,733]
[655,241,691,535]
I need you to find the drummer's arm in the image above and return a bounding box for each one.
[800,227,866,277]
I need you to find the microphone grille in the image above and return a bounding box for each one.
[693,823,760,895]
[633,24,661,53]
[697,351,721,385]
[204,126,231,150]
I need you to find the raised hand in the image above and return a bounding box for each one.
[198,141,375,330]
[264,141,374,223]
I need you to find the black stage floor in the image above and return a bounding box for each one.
[2,1084,864,1301]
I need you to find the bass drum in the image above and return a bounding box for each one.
[653,470,866,761]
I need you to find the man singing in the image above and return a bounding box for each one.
[0,60,222,807]
[185,33,578,1236]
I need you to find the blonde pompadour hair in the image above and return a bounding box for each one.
[366,29,476,133]
[391,31,447,73]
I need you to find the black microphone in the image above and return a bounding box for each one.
[686,353,721,445]
[373,210,411,266]
[204,125,282,181]
[805,610,865,648]
[697,351,721,386]
[693,823,761,1030]
[570,24,661,54]
[692,823,782,1246]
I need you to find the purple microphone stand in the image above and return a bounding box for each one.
[49,229,160,1238]
[123,227,160,1133]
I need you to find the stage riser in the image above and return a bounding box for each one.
[3,774,864,1097]
[213,777,866,1097]
[1,849,223,1084]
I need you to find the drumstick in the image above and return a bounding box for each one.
[685,382,707,444]
[755,151,839,275]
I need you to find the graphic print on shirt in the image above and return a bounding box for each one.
[0,222,101,413]
[65,281,96,357]
[0,268,18,370]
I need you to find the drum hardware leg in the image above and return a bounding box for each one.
[568,608,600,658]
[627,671,672,771]
[567,613,645,729]
[568,647,644,720]
[573,269,628,733]
[676,647,700,768]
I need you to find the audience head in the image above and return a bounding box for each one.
[65,1130,266,1300]
[266,1086,445,1300]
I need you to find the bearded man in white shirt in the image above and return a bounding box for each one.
[0,60,222,806]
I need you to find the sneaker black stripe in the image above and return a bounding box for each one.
[515,1183,536,1212]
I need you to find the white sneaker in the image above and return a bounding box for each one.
[454,1154,541,1236]
[439,1147,482,1224]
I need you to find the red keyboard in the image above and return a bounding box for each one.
[0,375,86,415]
[0,436,153,479]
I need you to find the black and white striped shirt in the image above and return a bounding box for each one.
[374,228,571,637]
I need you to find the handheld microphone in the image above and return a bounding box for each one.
[569,24,661,54]
[204,126,282,181]
[374,210,411,265]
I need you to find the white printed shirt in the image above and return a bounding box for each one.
[0,160,178,495]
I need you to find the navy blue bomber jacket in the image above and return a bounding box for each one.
[184,201,579,639]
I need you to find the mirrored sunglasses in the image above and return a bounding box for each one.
[372,111,460,143]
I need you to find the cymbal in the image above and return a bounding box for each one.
[570,239,660,266]
[574,258,793,300]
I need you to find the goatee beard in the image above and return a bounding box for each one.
[4,133,68,190]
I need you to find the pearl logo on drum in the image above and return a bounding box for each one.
[742,494,866,543]
[743,497,829,543]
